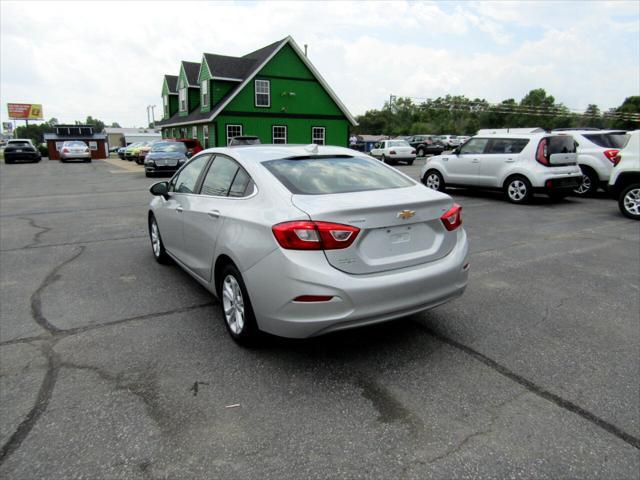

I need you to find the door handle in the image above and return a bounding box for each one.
[505,159,515,163]
[207,210,220,219]
[471,159,480,163]
[176,207,183,213]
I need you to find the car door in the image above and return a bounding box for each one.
[154,154,211,262]
[182,155,253,281]
[371,142,384,158]
[478,138,529,187]
[445,138,489,185]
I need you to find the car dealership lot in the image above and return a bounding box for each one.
[1,159,638,479]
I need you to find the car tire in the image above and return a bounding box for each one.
[218,264,260,346]
[60,159,66,163]
[574,166,598,196]
[145,172,154,178]
[381,154,388,164]
[423,169,446,192]
[505,175,533,204]
[618,183,640,220]
[417,148,425,157]
[148,215,171,264]
[406,159,414,166]
[4,158,14,164]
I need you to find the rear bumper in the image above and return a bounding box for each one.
[243,229,469,338]
[145,164,180,174]
[4,152,40,161]
[61,152,91,160]
[534,175,582,192]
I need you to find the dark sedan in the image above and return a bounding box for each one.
[407,135,445,157]
[3,139,41,164]
[144,141,189,177]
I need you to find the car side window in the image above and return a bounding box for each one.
[486,138,529,154]
[200,155,253,197]
[459,138,489,155]
[171,155,209,194]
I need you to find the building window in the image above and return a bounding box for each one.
[201,80,208,107]
[171,128,175,138]
[226,124,242,145]
[203,125,209,148]
[312,127,325,146]
[255,79,270,107]
[179,88,187,112]
[163,95,169,117]
[272,125,287,144]
[192,126,197,140]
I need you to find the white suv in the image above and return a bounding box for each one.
[608,130,639,220]
[554,129,629,196]
[420,132,582,203]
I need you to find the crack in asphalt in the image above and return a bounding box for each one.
[0,234,148,253]
[422,326,640,450]
[30,247,86,335]
[0,203,143,218]
[19,216,52,248]
[0,341,60,464]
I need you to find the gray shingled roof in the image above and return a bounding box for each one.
[203,54,256,80]
[164,75,178,93]
[182,61,200,86]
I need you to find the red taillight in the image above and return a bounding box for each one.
[411,149,416,154]
[389,150,396,155]
[441,204,462,231]
[62,148,69,153]
[604,149,620,164]
[536,138,549,166]
[293,295,334,302]
[272,221,360,250]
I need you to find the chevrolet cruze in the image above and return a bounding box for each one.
[148,145,469,344]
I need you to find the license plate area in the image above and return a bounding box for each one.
[360,223,436,259]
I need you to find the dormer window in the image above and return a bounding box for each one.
[255,79,270,107]
[201,80,208,107]
[179,77,187,112]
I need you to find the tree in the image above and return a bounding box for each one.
[85,116,105,132]
[582,104,603,128]
[110,122,121,128]
[611,96,640,130]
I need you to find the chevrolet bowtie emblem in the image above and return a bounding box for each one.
[397,210,416,220]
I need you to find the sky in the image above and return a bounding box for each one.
[1,0,638,128]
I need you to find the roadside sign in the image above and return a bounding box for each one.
[2,122,13,134]
[7,103,44,120]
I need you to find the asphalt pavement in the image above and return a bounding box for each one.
[1,156,638,479]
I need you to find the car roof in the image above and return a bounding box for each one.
[198,144,361,163]
[8,138,32,142]
[557,130,626,135]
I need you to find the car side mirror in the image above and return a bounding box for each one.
[452,147,460,155]
[186,150,193,158]
[150,181,169,198]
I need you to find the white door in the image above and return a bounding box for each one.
[445,138,489,185]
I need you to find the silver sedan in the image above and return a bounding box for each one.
[60,140,91,162]
[148,145,469,344]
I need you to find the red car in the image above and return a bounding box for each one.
[164,138,203,157]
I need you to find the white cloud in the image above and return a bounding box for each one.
[0,0,638,127]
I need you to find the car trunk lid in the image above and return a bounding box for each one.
[291,185,456,274]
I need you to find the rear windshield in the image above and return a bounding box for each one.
[388,140,410,147]
[548,136,576,154]
[263,156,414,195]
[583,133,629,149]
[66,141,87,147]
[152,142,186,152]
[8,141,30,146]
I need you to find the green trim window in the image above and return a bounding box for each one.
[201,80,208,107]
[203,125,209,148]
[226,124,242,145]
[272,125,287,144]
[179,79,187,112]
[255,79,270,107]
[171,128,176,138]
[192,126,197,140]
[312,127,325,146]
[163,95,169,117]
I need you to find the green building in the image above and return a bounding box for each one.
[156,37,357,147]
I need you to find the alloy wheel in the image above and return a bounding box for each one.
[425,173,441,190]
[574,174,591,195]
[222,275,245,335]
[508,180,527,201]
[623,187,640,216]
[150,220,161,258]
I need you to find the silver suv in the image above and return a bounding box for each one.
[421,132,582,203]
[553,129,629,196]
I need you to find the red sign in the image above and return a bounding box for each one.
[7,103,43,120]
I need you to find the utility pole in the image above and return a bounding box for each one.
[146,105,151,128]
[150,105,156,128]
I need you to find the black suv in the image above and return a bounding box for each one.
[3,140,42,164]
[407,135,445,157]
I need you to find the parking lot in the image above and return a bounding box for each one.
[1,156,638,479]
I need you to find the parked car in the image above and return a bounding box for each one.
[369,139,417,165]
[608,130,639,220]
[554,129,629,196]
[164,138,203,157]
[438,135,461,148]
[229,136,261,146]
[147,145,469,344]
[143,141,189,177]
[117,146,126,160]
[124,142,143,161]
[420,132,582,203]
[458,136,471,145]
[109,145,120,153]
[135,141,164,165]
[59,140,91,163]
[407,135,446,157]
[3,139,41,164]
